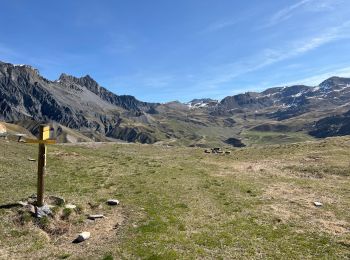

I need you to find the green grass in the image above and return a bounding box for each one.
[242,130,315,146]
[0,137,349,259]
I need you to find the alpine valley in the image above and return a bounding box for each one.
[1,60,350,147]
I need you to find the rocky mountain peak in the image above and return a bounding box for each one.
[58,73,76,81]
[58,73,100,94]
[77,74,100,94]
[0,61,40,75]
[57,70,158,112]
[319,76,350,90]
[0,61,44,86]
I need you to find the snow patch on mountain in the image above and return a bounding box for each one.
[186,98,219,109]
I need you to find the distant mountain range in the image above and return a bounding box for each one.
[1,60,350,146]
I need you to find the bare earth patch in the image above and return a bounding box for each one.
[53,207,124,256]
[262,183,349,236]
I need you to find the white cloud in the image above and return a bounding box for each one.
[268,0,312,26]
[263,0,342,28]
[190,21,350,92]
[199,8,257,34]
[260,21,350,64]
[201,19,240,33]
[280,66,350,86]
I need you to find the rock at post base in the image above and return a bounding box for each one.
[107,199,120,206]
[73,232,90,243]
[25,204,36,215]
[35,204,52,218]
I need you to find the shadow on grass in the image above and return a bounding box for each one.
[0,202,23,209]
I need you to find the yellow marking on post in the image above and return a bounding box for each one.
[25,139,56,144]
[42,126,51,140]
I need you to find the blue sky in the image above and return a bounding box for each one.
[1,0,350,102]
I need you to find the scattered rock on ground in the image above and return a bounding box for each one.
[27,158,36,162]
[107,199,120,206]
[73,232,90,243]
[314,201,323,207]
[65,204,77,209]
[88,214,104,220]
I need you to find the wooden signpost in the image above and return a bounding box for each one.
[26,125,56,207]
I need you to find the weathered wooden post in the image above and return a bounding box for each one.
[37,125,47,206]
[26,125,56,207]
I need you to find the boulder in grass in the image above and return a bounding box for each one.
[73,232,90,243]
[107,199,120,206]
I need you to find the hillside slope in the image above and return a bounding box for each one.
[0,136,349,258]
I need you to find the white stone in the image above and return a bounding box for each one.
[107,199,120,206]
[75,232,90,243]
[88,214,104,220]
[314,201,323,207]
[65,204,77,209]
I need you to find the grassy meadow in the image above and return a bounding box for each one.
[0,137,349,259]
